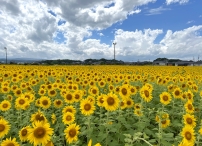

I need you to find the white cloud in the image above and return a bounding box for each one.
[186,20,194,24]
[146,6,171,15]
[0,0,201,62]
[166,0,189,5]
[128,9,141,15]
[98,33,104,36]
[44,0,156,30]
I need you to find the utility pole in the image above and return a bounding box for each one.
[4,47,7,64]
[113,42,116,63]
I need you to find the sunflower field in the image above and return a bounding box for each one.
[0,65,202,146]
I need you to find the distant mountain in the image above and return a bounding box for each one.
[0,58,43,63]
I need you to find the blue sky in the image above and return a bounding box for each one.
[0,0,202,61]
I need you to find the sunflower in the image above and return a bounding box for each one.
[73,90,83,102]
[186,90,194,102]
[134,110,143,117]
[181,125,195,145]
[64,123,80,144]
[24,92,35,103]
[130,86,137,95]
[48,89,57,97]
[134,103,142,110]
[183,113,196,128]
[199,127,202,135]
[167,84,174,93]
[1,137,20,146]
[30,110,47,124]
[62,106,76,115]
[1,86,10,94]
[181,92,187,101]
[89,86,99,96]
[35,99,41,107]
[45,141,54,146]
[63,92,75,104]
[20,82,27,89]
[140,85,153,102]
[80,98,95,116]
[98,80,106,88]
[51,114,56,124]
[120,101,127,110]
[53,99,63,108]
[27,121,53,146]
[14,88,22,97]
[6,94,13,101]
[97,94,105,107]
[62,112,75,125]
[88,139,102,146]
[103,92,120,111]
[39,96,51,109]
[124,98,134,108]
[0,118,10,138]
[161,119,170,128]
[119,84,131,99]
[0,100,11,111]
[19,126,30,142]
[172,87,182,99]
[200,90,202,98]
[87,95,96,104]
[38,88,46,96]
[15,96,29,110]
[192,84,198,93]
[184,101,195,114]
[159,92,172,105]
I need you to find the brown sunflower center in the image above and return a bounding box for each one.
[56,100,61,105]
[127,101,131,105]
[175,90,180,96]
[0,124,5,132]
[19,99,25,105]
[3,87,8,92]
[16,90,21,95]
[99,97,104,103]
[84,104,91,111]
[66,115,72,121]
[131,88,135,93]
[66,94,72,100]
[40,90,44,94]
[21,129,27,136]
[50,90,55,95]
[161,120,166,124]
[107,97,115,105]
[92,89,97,94]
[35,114,45,121]
[144,90,149,98]
[100,82,104,86]
[186,118,193,124]
[121,88,127,95]
[66,109,72,113]
[163,95,168,101]
[185,131,192,140]
[42,100,48,105]
[34,127,46,138]
[188,104,193,110]
[182,84,186,88]
[3,103,8,108]
[75,94,80,99]
[69,129,76,138]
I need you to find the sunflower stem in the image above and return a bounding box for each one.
[87,115,91,142]
[106,111,109,146]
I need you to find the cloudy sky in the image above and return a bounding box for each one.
[0,0,202,61]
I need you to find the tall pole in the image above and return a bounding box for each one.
[4,47,7,64]
[113,42,116,61]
